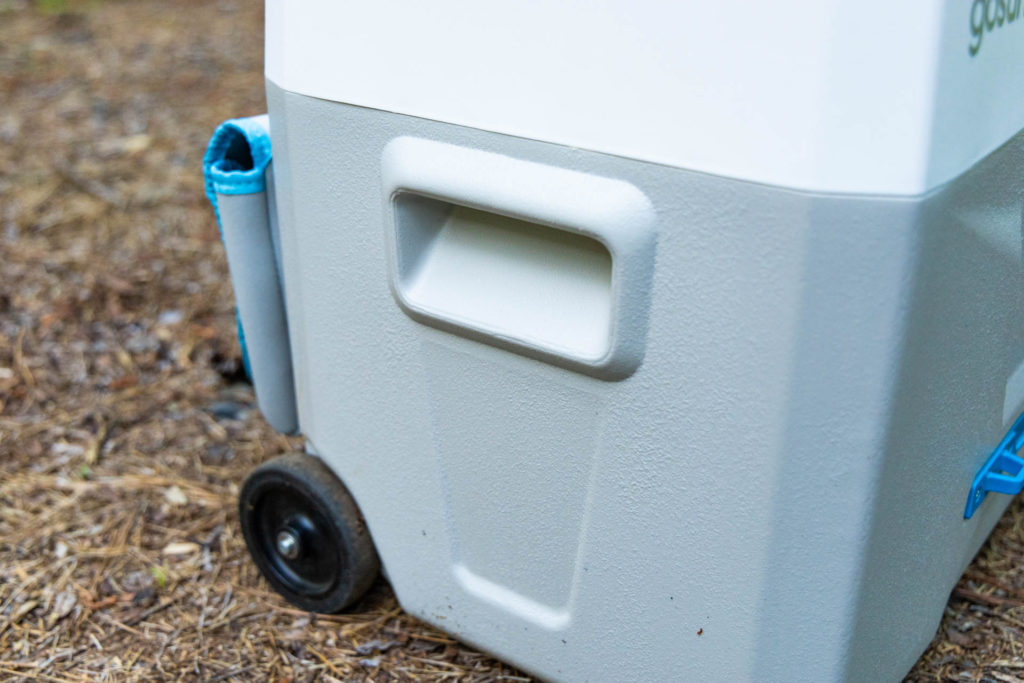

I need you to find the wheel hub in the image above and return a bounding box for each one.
[275,528,301,560]
[251,488,343,598]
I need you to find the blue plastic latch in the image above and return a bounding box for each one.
[965,412,1024,518]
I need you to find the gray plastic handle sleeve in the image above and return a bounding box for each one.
[215,169,298,434]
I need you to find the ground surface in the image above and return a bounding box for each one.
[1,1,1023,681]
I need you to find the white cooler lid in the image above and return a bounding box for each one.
[266,0,1024,196]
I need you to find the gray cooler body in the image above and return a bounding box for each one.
[251,80,1024,681]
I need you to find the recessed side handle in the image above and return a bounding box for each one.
[381,137,656,381]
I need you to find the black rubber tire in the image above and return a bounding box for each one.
[239,453,379,613]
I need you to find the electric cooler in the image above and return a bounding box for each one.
[203,2,1024,679]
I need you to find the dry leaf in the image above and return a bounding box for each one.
[164,485,188,506]
[11,600,39,624]
[46,590,78,627]
[162,541,201,556]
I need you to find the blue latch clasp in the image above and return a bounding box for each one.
[965,412,1024,518]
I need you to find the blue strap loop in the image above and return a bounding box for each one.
[965,412,1024,518]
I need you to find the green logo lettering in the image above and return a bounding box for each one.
[970,0,1022,56]
[970,0,987,55]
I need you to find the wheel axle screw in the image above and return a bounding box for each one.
[276,529,301,560]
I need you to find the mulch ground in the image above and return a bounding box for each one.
[1,1,1023,681]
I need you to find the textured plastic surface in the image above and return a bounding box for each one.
[204,117,298,434]
[395,203,614,362]
[266,0,1024,196]
[965,411,1024,518]
[266,81,1024,681]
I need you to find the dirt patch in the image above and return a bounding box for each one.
[0,1,524,680]
[0,1,1022,681]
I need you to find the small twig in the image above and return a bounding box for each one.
[84,417,109,466]
[0,667,78,683]
[963,570,1024,601]
[407,632,457,645]
[13,329,34,388]
[96,612,144,637]
[208,665,257,682]
[953,587,1024,608]
[123,599,174,628]
[307,645,346,678]
[53,159,126,210]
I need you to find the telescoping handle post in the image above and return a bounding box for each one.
[203,116,298,435]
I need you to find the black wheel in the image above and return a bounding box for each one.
[239,453,379,613]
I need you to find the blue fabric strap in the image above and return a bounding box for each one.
[203,114,272,201]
